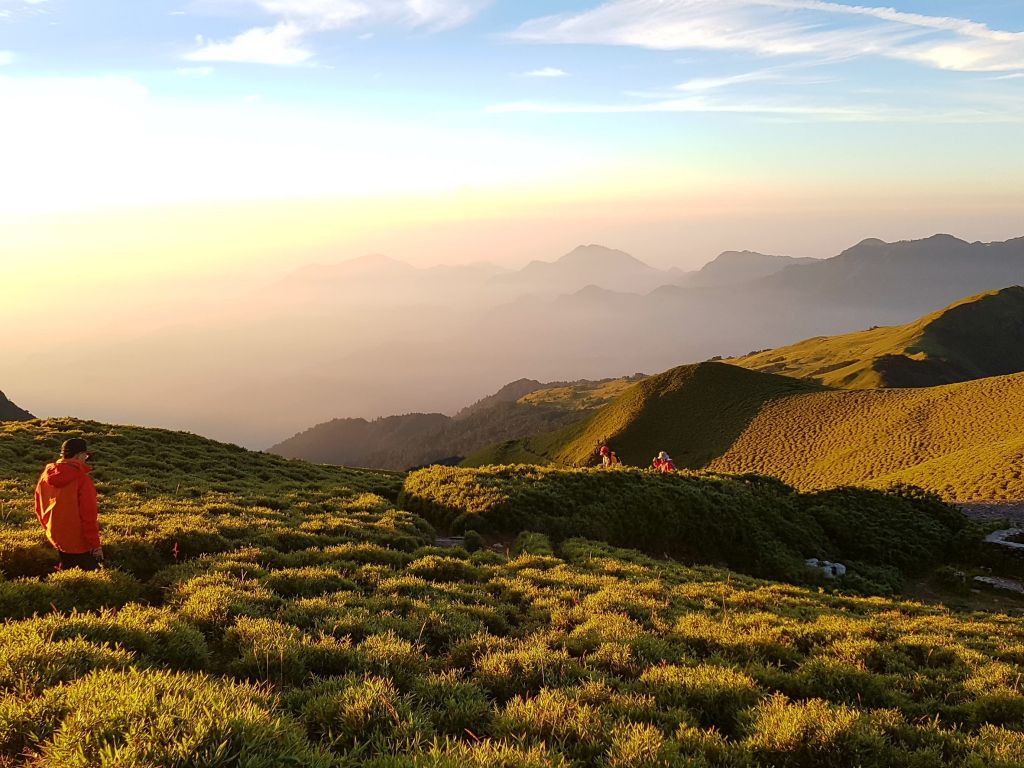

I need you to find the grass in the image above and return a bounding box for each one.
[2,417,1024,766]
[465,361,1024,501]
[733,286,1024,389]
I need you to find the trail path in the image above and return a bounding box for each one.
[959,502,1024,525]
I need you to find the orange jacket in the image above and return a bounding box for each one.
[34,459,100,554]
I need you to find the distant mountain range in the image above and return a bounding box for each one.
[734,286,1024,388]
[0,392,32,422]
[271,243,812,304]
[15,231,1024,449]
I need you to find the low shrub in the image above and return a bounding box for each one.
[12,668,334,767]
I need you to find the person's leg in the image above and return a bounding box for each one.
[58,551,99,571]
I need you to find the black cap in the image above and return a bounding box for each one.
[60,438,89,458]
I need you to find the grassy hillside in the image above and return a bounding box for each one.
[735,287,1024,389]
[705,373,1024,500]
[4,418,1024,766]
[272,376,640,471]
[464,363,821,469]
[466,362,1024,501]
[402,466,965,592]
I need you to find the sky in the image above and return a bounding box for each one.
[1,0,1023,293]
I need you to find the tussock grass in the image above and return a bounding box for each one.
[1,417,1023,766]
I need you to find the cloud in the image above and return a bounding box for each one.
[488,96,883,120]
[511,0,1024,73]
[0,51,13,65]
[487,95,1024,124]
[523,67,569,78]
[198,0,491,32]
[185,22,312,65]
[674,69,779,92]
[187,1,490,65]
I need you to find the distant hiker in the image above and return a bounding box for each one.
[651,456,663,471]
[599,443,611,467]
[34,438,104,571]
[657,451,676,473]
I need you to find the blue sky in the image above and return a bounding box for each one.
[0,0,1022,275]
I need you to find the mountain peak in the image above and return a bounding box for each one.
[0,391,33,422]
[557,244,653,270]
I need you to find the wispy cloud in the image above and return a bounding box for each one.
[185,22,311,65]
[250,0,491,32]
[674,69,779,92]
[523,67,569,78]
[511,0,1024,73]
[487,95,1024,124]
[187,0,491,65]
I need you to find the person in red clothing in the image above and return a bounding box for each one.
[34,437,104,571]
[657,451,677,472]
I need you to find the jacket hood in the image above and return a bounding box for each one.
[44,459,91,488]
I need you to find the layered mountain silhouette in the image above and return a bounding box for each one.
[684,250,817,287]
[18,232,1024,448]
[734,286,1024,388]
[0,392,32,422]
[270,375,644,470]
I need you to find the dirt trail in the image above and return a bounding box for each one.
[958,501,1024,526]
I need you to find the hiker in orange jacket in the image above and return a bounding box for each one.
[34,438,104,571]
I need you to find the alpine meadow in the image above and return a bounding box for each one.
[4,0,1024,766]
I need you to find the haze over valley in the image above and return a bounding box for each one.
[7,233,1024,447]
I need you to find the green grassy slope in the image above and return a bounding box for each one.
[464,363,822,469]
[734,286,1024,388]
[4,418,1024,766]
[707,372,1024,500]
[466,362,1024,501]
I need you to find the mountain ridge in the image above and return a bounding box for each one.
[0,391,33,422]
[734,286,1024,388]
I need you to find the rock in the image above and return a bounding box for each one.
[435,536,465,549]
[974,576,1024,596]
[806,558,847,580]
[985,529,1024,552]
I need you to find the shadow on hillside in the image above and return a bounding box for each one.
[604,363,824,469]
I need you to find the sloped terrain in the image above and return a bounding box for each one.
[271,376,643,471]
[464,363,822,469]
[0,391,32,422]
[467,362,1024,501]
[735,287,1024,388]
[2,418,1024,767]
